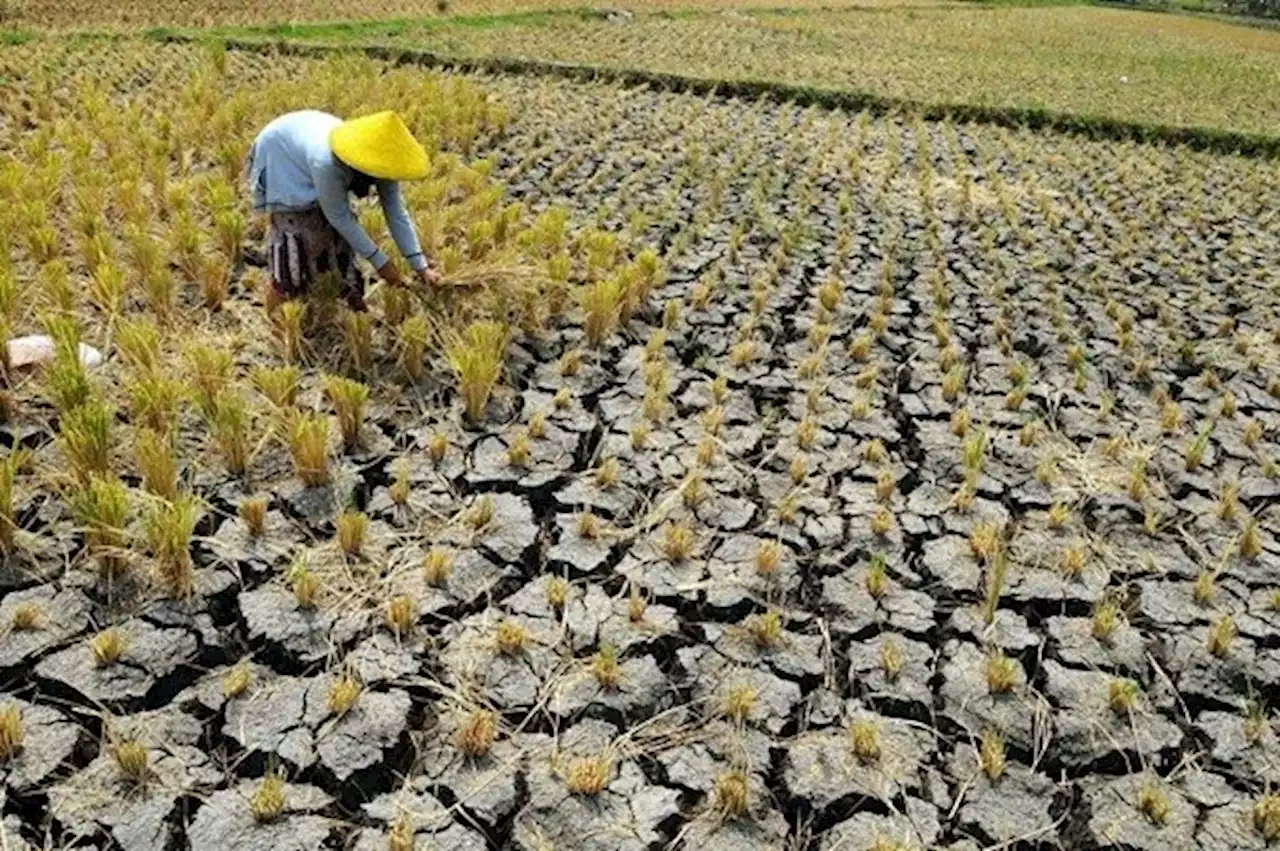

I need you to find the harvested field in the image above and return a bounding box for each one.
[0,0,951,33]
[208,5,1280,140]
[0,34,1279,851]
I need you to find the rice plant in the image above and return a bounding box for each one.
[579,276,625,347]
[133,427,177,500]
[1193,570,1216,606]
[1109,678,1140,715]
[250,771,286,823]
[1137,778,1170,826]
[628,582,647,623]
[870,507,893,537]
[90,627,129,666]
[251,365,300,410]
[467,494,495,530]
[456,709,497,757]
[1092,599,1122,642]
[71,474,130,576]
[42,315,92,414]
[423,547,454,586]
[398,314,430,382]
[661,521,695,562]
[546,576,569,609]
[527,409,548,439]
[327,672,362,717]
[866,552,890,599]
[558,348,582,377]
[144,494,200,597]
[985,649,1018,694]
[185,344,233,421]
[10,602,42,632]
[324,375,369,452]
[222,661,252,699]
[209,392,251,476]
[114,316,162,373]
[388,814,414,851]
[198,253,230,310]
[59,398,115,485]
[1208,615,1237,657]
[0,704,23,762]
[127,372,184,435]
[850,720,881,764]
[0,449,27,555]
[111,739,150,787]
[630,422,650,450]
[723,682,757,724]
[495,620,529,656]
[507,429,532,468]
[288,414,330,487]
[880,638,903,681]
[1242,516,1262,561]
[713,769,749,819]
[335,510,368,558]
[445,320,508,424]
[755,539,782,577]
[341,310,374,375]
[563,754,611,796]
[388,461,411,507]
[591,644,622,689]
[744,611,783,648]
[593,457,619,489]
[239,496,268,537]
[1255,795,1280,841]
[979,728,1006,781]
[428,432,449,464]
[277,301,306,363]
[290,556,321,610]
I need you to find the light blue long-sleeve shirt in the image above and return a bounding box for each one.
[246,110,427,272]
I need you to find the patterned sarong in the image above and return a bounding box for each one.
[267,208,366,310]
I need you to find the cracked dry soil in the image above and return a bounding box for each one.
[2,38,1280,851]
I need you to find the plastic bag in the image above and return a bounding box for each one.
[7,335,103,370]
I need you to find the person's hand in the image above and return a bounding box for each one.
[416,266,442,288]
[377,259,404,288]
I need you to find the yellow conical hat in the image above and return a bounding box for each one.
[330,111,430,181]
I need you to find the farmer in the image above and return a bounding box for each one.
[246,109,439,312]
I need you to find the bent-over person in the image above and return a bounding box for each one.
[246,109,439,312]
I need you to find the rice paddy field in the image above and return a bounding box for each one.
[0,0,950,32]
[197,5,1280,139]
[0,4,1279,851]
